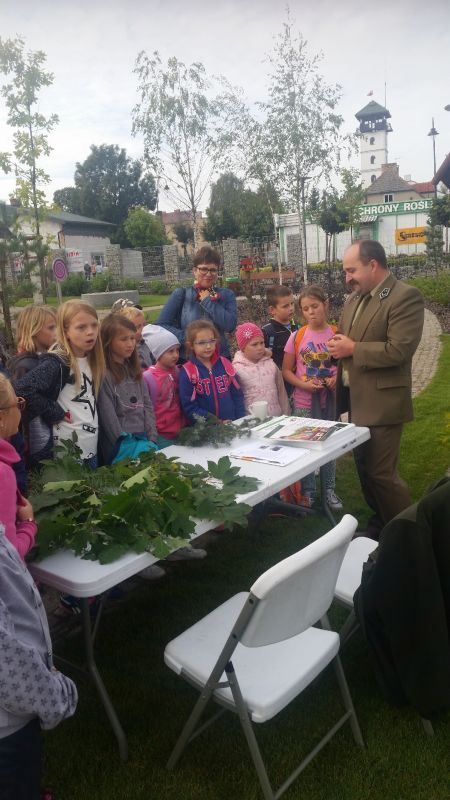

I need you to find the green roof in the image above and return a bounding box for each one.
[355,101,391,120]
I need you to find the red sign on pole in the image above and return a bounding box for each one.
[52,258,68,282]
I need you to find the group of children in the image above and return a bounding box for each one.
[1,281,342,518]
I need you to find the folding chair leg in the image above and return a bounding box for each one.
[421,717,435,736]
[167,685,214,770]
[332,654,364,747]
[320,613,364,748]
[226,662,275,800]
[339,610,360,647]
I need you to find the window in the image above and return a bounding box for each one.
[384,194,393,202]
[370,155,376,164]
[369,136,375,145]
[371,175,377,183]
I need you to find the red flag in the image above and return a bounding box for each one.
[367,90,374,96]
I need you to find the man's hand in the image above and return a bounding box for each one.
[328,334,355,359]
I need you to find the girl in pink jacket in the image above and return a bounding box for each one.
[0,374,37,558]
[232,323,289,417]
[143,329,186,448]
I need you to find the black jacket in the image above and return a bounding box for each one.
[262,318,298,370]
[14,352,70,426]
[354,478,450,718]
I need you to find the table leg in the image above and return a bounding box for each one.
[319,466,336,527]
[81,599,128,761]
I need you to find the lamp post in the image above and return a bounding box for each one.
[300,176,310,275]
[428,118,439,196]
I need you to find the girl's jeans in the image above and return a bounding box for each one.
[292,407,336,499]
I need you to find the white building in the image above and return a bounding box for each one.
[9,207,115,272]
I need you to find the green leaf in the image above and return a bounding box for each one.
[85,492,102,507]
[43,479,83,492]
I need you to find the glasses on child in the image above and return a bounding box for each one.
[196,267,218,274]
[0,397,26,411]
[194,338,217,346]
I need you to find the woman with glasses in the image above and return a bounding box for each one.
[0,373,37,558]
[156,246,237,359]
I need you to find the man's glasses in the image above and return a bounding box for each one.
[194,338,217,346]
[196,267,218,275]
[0,397,26,411]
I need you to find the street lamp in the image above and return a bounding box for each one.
[299,176,310,272]
[428,118,439,194]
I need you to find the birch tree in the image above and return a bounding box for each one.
[0,36,59,301]
[132,51,242,248]
[255,19,354,281]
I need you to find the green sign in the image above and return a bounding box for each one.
[358,199,433,216]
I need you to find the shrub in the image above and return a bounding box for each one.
[61,272,88,296]
[13,280,33,300]
[146,280,171,294]
[407,271,450,306]
[122,278,139,290]
[90,273,111,292]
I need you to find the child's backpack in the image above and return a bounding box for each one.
[293,324,337,359]
[182,357,240,402]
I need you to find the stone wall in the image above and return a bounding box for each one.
[163,244,179,283]
[222,238,240,277]
[105,244,122,282]
[121,249,144,280]
[285,234,304,275]
[141,246,164,279]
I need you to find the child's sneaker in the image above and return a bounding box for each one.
[299,492,315,508]
[139,565,166,580]
[166,547,207,561]
[326,490,343,510]
[59,594,98,616]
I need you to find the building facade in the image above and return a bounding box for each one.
[276,100,437,266]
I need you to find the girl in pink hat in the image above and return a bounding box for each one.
[232,322,290,417]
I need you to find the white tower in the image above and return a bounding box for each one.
[355,101,392,188]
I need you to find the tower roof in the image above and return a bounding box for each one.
[355,100,391,120]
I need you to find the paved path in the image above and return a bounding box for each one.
[411,308,442,397]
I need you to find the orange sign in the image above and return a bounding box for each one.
[395,226,426,245]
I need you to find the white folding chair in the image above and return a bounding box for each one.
[165,514,364,800]
[334,536,378,645]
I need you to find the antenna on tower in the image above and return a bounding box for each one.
[384,82,387,108]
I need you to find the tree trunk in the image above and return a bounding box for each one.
[0,255,14,347]
[296,203,307,284]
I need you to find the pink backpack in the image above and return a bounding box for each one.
[182,357,240,401]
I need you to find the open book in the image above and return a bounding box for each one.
[251,416,356,449]
[230,441,310,467]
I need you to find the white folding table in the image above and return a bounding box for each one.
[29,425,370,760]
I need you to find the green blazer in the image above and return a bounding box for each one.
[336,273,424,426]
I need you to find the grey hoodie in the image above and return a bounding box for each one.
[0,526,78,739]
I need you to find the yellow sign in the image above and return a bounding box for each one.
[395,226,426,245]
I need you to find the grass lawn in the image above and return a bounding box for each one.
[42,337,450,800]
[139,294,170,307]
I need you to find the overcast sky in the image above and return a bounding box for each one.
[1,0,449,212]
